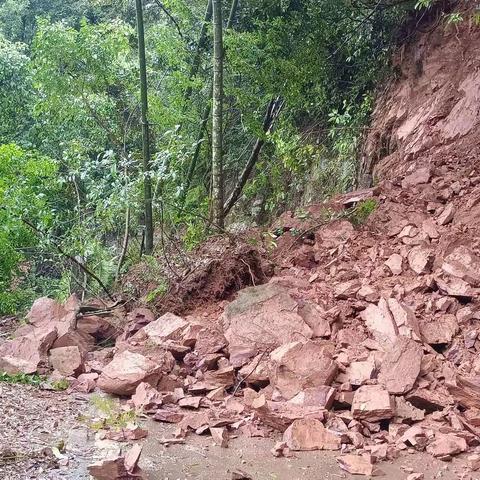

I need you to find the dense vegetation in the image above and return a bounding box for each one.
[0,0,459,313]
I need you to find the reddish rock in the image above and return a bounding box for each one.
[394,397,425,422]
[402,167,431,188]
[269,341,337,400]
[467,454,480,471]
[194,327,227,355]
[437,203,455,225]
[131,382,163,411]
[210,427,229,447]
[137,313,188,343]
[72,372,98,393]
[442,245,480,287]
[351,385,394,422]
[252,394,326,432]
[203,366,235,389]
[124,444,142,474]
[298,302,331,338]
[420,315,458,344]
[378,337,422,394]
[426,434,467,458]
[283,418,340,451]
[0,324,57,374]
[405,388,452,412]
[385,254,403,275]
[87,457,129,480]
[357,285,379,303]
[407,246,433,274]
[26,297,68,327]
[97,350,169,396]
[271,441,292,457]
[222,283,313,367]
[179,396,203,409]
[360,299,398,345]
[436,276,475,298]
[337,454,379,476]
[153,409,184,423]
[387,298,421,340]
[105,424,148,441]
[288,386,336,409]
[334,280,361,300]
[316,220,354,248]
[422,218,439,239]
[407,473,424,480]
[337,360,375,387]
[238,354,270,386]
[49,346,85,377]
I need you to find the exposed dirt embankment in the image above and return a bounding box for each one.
[360,11,480,188]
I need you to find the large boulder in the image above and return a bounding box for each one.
[0,324,57,374]
[97,350,173,395]
[360,299,398,345]
[269,340,337,400]
[222,284,313,367]
[378,337,423,394]
[133,313,188,344]
[49,346,85,377]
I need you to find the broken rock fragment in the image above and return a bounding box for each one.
[336,360,375,387]
[49,346,85,377]
[442,245,480,287]
[426,434,467,458]
[131,382,163,412]
[337,454,379,476]
[97,350,169,396]
[378,336,422,394]
[360,299,398,345]
[437,203,455,225]
[351,385,394,422]
[136,313,188,344]
[420,315,458,345]
[387,298,421,340]
[407,246,433,274]
[0,324,57,374]
[283,418,340,451]
[269,340,337,400]
[222,283,313,367]
[210,427,229,448]
[385,254,403,275]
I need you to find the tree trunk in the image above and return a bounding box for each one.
[180,0,239,207]
[223,97,284,216]
[136,0,154,255]
[184,0,213,104]
[211,0,224,229]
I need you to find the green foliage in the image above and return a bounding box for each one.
[0,35,32,143]
[0,0,437,307]
[0,371,43,386]
[348,198,378,226]
[0,144,61,314]
[51,378,70,391]
[88,395,136,431]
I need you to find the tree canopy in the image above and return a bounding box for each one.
[0,0,456,313]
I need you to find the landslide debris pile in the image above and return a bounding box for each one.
[3,153,480,475]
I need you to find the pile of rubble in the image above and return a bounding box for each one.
[3,159,480,476]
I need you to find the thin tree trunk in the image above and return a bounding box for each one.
[211,0,224,229]
[184,0,213,104]
[136,0,154,255]
[115,206,130,283]
[181,0,238,207]
[223,97,284,216]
